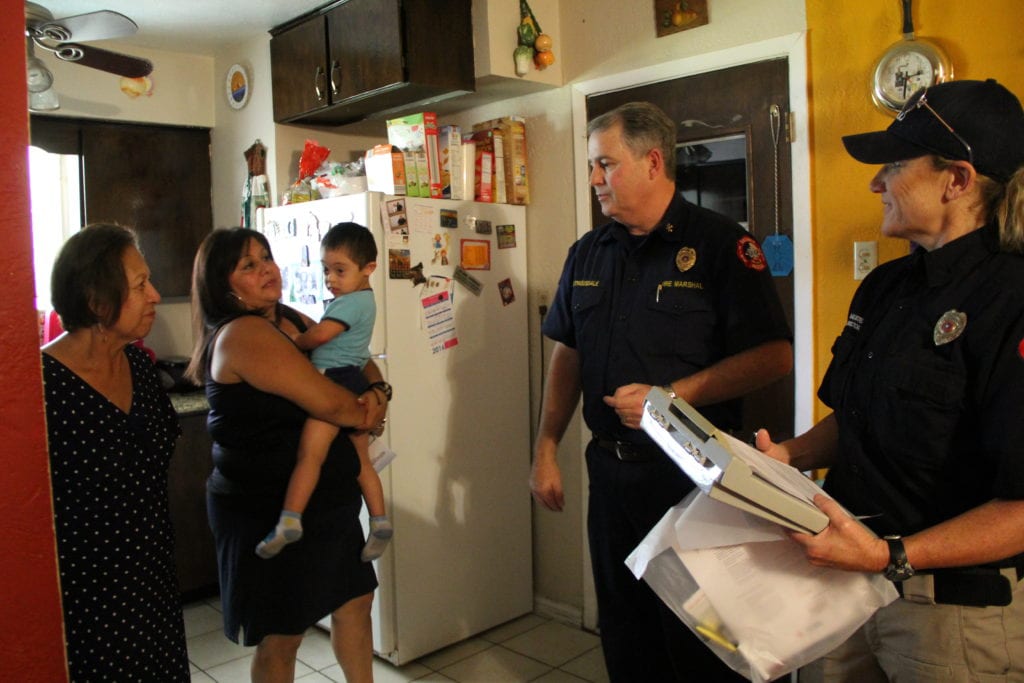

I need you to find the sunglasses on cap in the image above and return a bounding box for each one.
[897,87,974,166]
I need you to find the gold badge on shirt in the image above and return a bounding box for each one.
[675,247,697,273]
[933,309,967,346]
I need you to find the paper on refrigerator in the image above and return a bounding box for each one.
[626,492,898,682]
[419,277,458,354]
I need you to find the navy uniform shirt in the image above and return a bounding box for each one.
[819,223,1024,545]
[543,193,792,442]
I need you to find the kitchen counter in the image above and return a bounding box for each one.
[170,390,209,416]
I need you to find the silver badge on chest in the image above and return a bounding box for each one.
[933,309,967,346]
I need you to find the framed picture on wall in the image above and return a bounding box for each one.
[654,0,709,37]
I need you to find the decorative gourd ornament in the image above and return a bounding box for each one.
[513,0,554,76]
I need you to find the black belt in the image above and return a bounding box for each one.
[592,436,663,462]
[896,565,1024,607]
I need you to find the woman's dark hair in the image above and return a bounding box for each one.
[321,222,377,267]
[51,223,139,332]
[186,228,273,383]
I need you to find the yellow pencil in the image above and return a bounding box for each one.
[695,624,738,652]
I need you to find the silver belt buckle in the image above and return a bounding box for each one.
[900,574,936,604]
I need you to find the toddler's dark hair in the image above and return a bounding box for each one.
[321,222,377,267]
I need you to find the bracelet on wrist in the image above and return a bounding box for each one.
[368,380,393,401]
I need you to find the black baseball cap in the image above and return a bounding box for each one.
[842,79,1024,182]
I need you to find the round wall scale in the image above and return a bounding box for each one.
[870,0,952,115]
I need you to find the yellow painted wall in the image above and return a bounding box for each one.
[806,0,1024,419]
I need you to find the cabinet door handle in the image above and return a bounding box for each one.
[314,65,326,101]
[330,60,341,97]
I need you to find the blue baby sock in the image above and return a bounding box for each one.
[256,510,303,559]
[361,515,393,562]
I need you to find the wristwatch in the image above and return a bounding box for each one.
[368,381,393,402]
[883,535,915,582]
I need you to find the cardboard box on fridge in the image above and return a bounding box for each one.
[460,140,476,203]
[474,148,494,203]
[472,116,529,205]
[401,150,422,198]
[438,125,463,200]
[365,144,407,196]
[470,128,506,203]
[386,112,442,199]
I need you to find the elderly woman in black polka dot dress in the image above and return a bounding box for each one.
[41,224,189,681]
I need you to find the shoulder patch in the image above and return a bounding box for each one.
[736,235,767,271]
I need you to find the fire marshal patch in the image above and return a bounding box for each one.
[736,236,767,271]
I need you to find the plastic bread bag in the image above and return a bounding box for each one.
[626,489,898,682]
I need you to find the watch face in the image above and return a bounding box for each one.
[884,561,915,582]
[872,40,951,114]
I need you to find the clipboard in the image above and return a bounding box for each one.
[640,387,829,534]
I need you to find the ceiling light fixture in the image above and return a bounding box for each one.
[25,37,59,111]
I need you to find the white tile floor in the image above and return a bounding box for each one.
[185,599,610,682]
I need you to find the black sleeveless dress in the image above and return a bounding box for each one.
[204,314,376,645]
[43,344,190,681]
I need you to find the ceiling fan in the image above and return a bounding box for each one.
[25,1,153,110]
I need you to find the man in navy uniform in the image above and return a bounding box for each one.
[531,101,793,681]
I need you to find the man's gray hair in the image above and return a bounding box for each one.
[587,101,677,179]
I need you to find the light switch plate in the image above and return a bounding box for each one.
[854,241,877,280]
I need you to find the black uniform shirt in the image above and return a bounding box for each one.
[819,223,1024,540]
[543,193,792,441]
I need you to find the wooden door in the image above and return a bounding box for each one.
[587,59,796,440]
[270,15,328,121]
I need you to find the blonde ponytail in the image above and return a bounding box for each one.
[995,167,1024,253]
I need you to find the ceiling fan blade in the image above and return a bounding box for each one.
[37,10,138,43]
[54,43,152,78]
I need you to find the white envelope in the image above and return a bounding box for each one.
[626,491,898,683]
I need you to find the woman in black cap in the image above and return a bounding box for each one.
[758,79,1024,681]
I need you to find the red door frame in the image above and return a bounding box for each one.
[0,6,68,680]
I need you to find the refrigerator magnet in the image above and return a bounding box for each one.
[432,233,451,265]
[388,248,412,279]
[460,239,491,270]
[498,278,516,306]
[496,224,517,249]
[408,262,427,286]
[453,266,483,296]
[440,209,458,229]
[475,219,493,235]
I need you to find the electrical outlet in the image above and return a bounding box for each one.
[853,241,877,280]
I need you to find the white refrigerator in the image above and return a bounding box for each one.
[256,193,533,664]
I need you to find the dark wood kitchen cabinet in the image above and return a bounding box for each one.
[29,116,213,299]
[270,0,474,125]
[168,412,219,600]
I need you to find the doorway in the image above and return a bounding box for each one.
[586,57,795,442]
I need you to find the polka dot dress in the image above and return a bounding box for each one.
[42,344,189,681]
